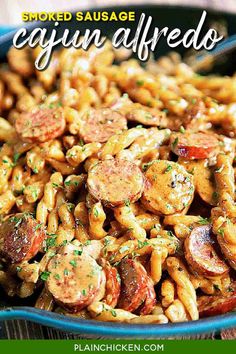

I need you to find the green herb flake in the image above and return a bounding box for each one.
[165,164,172,173]
[171,137,179,150]
[40,271,51,281]
[44,233,57,251]
[213,284,220,291]
[212,191,219,200]
[215,165,224,173]
[218,228,224,237]
[74,249,82,256]
[198,217,210,225]
[111,309,117,317]
[142,159,160,172]
[35,222,43,231]
[13,153,21,165]
[69,260,77,268]
[124,199,130,207]
[93,207,99,217]
[136,80,144,87]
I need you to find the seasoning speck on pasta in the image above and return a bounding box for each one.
[0,45,236,323]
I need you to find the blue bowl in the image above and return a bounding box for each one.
[0,4,236,337]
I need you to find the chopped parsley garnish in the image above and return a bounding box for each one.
[69,260,77,268]
[111,309,117,317]
[74,249,82,256]
[16,266,22,273]
[137,240,149,249]
[64,269,69,276]
[40,271,51,281]
[65,180,79,187]
[165,165,172,173]
[44,233,57,251]
[35,223,43,231]
[171,137,178,149]
[93,207,99,217]
[10,215,23,227]
[67,203,75,212]
[218,228,224,237]
[13,153,21,165]
[136,80,144,87]
[54,274,60,280]
[124,199,130,207]
[198,217,210,225]
[179,126,185,134]
[142,159,160,172]
[214,165,224,173]
[84,240,91,246]
[212,191,219,200]
[104,237,111,246]
[213,284,220,291]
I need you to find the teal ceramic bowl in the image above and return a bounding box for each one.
[0,4,236,337]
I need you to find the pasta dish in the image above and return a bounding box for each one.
[0,44,235,324]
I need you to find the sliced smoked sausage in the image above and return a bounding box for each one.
[198,284,236,317]
[184,225,229,277]
[118,258,148,312]
[46,244,103,311]
[141,160,194,215]
[170,132,219,159]
[15,108,65,143]
[103,261,121,307]
[0,213,45,263]
[139,277,156,315]
[87,158,144,207]
[79,108,127,143]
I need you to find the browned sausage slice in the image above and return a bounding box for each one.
[46,244,103,312]
[118,258,148,312]
[15,108,65,143]
[87,159,144,207]
[79,108,127,143]
[103,262,121,307]
[139,277,156,315]
[0,213,45,263]
[170,133,219,159]
[184,225,229,277]
[141,160,194,215]
[198,284,236,317]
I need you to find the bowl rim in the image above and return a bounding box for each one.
[0,306,236,336]
[0,2,236,336]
